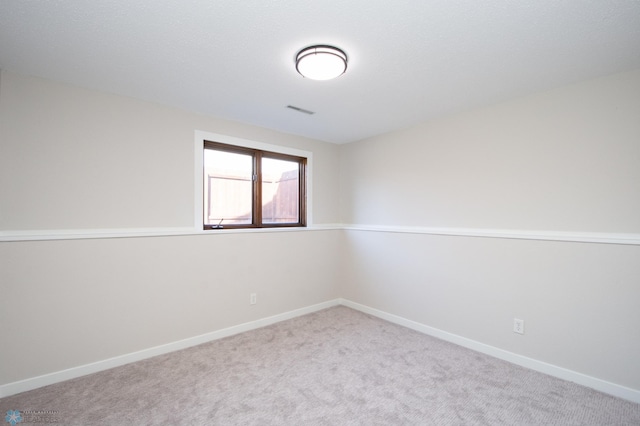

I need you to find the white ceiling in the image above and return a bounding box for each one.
[1,1,640,144]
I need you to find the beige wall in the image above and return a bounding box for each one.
[341,230,640,389]
[0,71,340,230]
[2,68,639,395]
[1,230,341,384]
[339,69,640,390]
[339,69,640,232]
[0,71,341,386]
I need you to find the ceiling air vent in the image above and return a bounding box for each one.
[286,105,315,115]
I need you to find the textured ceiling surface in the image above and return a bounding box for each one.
[1,1,640,144]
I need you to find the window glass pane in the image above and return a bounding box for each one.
[204,149,253,226]
[262,157,299,224]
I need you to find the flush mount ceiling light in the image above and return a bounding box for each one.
[296,45,348,81]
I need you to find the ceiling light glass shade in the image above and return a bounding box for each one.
[296,45,347,80]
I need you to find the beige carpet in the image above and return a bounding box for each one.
[2,306,639,425]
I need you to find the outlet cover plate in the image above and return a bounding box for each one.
[513,318,524,334]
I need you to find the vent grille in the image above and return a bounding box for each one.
[286,105,315,115]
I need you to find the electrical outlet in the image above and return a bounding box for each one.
[250,293,257,305]
[513,318,524,334]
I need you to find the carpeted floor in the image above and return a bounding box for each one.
[2,306,639,425]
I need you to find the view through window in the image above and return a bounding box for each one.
[203,141,306,229]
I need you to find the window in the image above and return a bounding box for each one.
[203,140,307,229]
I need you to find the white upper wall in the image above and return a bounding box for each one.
[0,71,341,231]
[339,69,640,233]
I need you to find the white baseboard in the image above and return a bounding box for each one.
[4,298,638,404]
[0,299,340,398]
[339,298,640,404]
